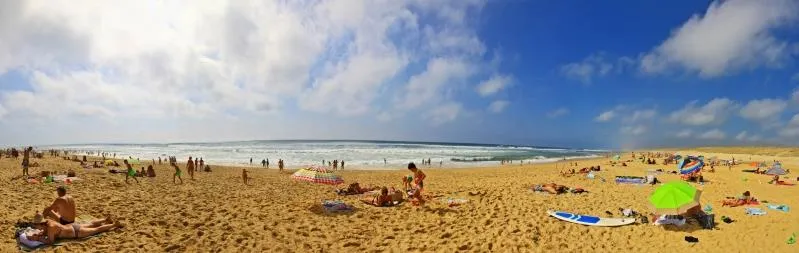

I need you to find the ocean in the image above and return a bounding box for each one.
[46,140,603,169]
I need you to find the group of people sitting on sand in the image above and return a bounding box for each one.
[334,162,427,207]
[20,186,123,246]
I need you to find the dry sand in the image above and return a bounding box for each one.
[1,147,797,252]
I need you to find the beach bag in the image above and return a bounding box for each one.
[695,213,715,229]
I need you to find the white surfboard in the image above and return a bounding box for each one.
[547,210,636,227]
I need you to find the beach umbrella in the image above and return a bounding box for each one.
[765,164,786,175]
[678,156,703,175]
[291,166,343,185]
[649,181,702,214]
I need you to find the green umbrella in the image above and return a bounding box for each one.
[649,181,702,214]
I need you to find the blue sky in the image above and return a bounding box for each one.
[1,0,798,149]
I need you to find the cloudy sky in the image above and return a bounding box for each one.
[1,0,799,149]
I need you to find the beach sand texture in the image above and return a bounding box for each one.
[1,147,797,252]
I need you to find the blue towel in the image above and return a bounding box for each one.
[745,207,766,216]
[767,204,790,212]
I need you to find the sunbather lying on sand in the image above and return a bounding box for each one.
[337,183,379,195]
[722,191,758,207]
[531,183,568,194]
[361,187,402,207]
[26,213,122,245]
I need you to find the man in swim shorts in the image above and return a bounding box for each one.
[124,160,139,184]
[171,162,183,184]
[42,186,76,225]
[27,213,121,245]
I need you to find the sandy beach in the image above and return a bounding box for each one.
[1,147,797,252]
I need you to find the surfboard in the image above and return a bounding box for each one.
[547,210,636,227]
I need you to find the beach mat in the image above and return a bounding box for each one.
[17,215,104,252]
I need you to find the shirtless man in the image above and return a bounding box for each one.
[27,213,120,245]
[187,157,195,180]
[22,147,32,177]
[42,186,76,225]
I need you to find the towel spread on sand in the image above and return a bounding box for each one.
[322,200,353,212]
[766,204,790,212]
[745,208,766,216]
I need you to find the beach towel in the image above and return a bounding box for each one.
[322,200,353,213]
[654,215,686,226]
[441,198,469,207]
[767,204,790,212]
[745,208,766,216]
[614,176,647,184]
[17,215,105,251]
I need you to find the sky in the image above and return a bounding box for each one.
[1,0,799,149]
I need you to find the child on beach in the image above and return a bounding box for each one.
[407,162,426,205]
[171,163,183,184]
[242,169,250,185]
[124,160,139,184]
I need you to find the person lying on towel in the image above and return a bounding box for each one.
[361,187,399,207]
[722,191,757,207]
[26,213,122,245]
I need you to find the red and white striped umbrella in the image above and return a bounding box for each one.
[291,166,343,185]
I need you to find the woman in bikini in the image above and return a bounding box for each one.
[27,213,121,245]
[361,187,394,207]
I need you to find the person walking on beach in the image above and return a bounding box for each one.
[341,160,345,169]
[194,158,199,172]
[199,158,204,170]
[124,160,139,184]
[278,159,284,172]
[266,159,269,169]
[22,147,32,177]
[171,163,183,184]
[261,159,266,167]
[42,186,76,225]
[250,158,252,165]
[384,158,387,165]
[187,157,196,180]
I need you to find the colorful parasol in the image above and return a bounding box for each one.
[678,156,703,175]
[291,166,343,185]
[649,181,702,214]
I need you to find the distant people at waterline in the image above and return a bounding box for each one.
[262,159,267,167]
[278,159,284,172]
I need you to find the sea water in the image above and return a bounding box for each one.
[46,140,602,170]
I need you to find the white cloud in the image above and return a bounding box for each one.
[735,131,748,141]
[376,111,394,122]
[547,108,569,118]
[488,100,509,113]
[397,57,473,110]
[476,74,512,97]
[792,89,799,103]
[739,98,787,121]
[780,114,799,138]
[0,0,507,143]
[698,129,726,140]
[595,110,616,122]
[640,0,798,77]
[669,98,736,126]
[560,53,614,84]
[676,129,692,138]
[620,125,647,136]
[624,109,657,123]
[426,102,462,125]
